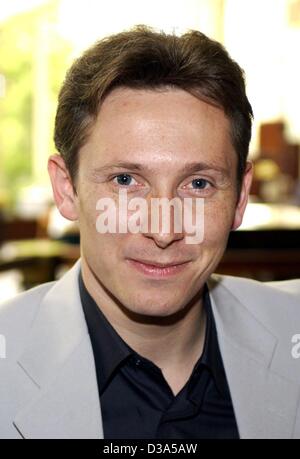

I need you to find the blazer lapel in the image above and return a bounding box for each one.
[12,259,300,439]
[13,260,103,439]
[208,275,300,439]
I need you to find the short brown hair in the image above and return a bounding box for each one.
[54,25,253,191]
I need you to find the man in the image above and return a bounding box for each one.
[0,26,300,439]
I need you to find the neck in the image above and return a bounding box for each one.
[81,257,207,390]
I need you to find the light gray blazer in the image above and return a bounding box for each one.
[0,259,300,439]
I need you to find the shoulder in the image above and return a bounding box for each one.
[211,273,300,298]
[0,260,82,361]
[0,280,56,323]
[209,273,300,333]
[0,281,56,359]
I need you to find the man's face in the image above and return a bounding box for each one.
[51,87,252,318]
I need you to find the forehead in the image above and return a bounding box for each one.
[79,87,236,172]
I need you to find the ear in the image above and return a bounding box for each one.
[231,161,253,230]
[48,154,78,221]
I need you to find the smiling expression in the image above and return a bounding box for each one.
[52,86,252,319]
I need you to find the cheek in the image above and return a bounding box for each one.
[82,232,128,280]
[79,185,114,234]
[79,210,97,239]
[202,196,235,244]
[78,187,96,221]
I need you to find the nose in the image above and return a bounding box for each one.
[144,230,184,249]
[142,191,185,248]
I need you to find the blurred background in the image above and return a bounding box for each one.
[1,0,300,302]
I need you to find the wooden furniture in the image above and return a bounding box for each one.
[0,228,299,291]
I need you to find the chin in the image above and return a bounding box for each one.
[124,296,188,320]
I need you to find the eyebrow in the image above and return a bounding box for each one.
[91,161,230,178]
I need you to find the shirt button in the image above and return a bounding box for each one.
[135,359,141,366]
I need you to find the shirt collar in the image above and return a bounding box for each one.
[196,284,229,399]
[79,270,227,398]
[79,270,132,394]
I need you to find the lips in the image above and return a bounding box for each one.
[127,258,190,278]
[131,259,189,268]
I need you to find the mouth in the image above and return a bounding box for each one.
[126,258,191,278]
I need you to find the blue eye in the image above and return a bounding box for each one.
[191,178,208,189]
[114,174,134,186]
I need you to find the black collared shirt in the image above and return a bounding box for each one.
[79,272,239,439]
